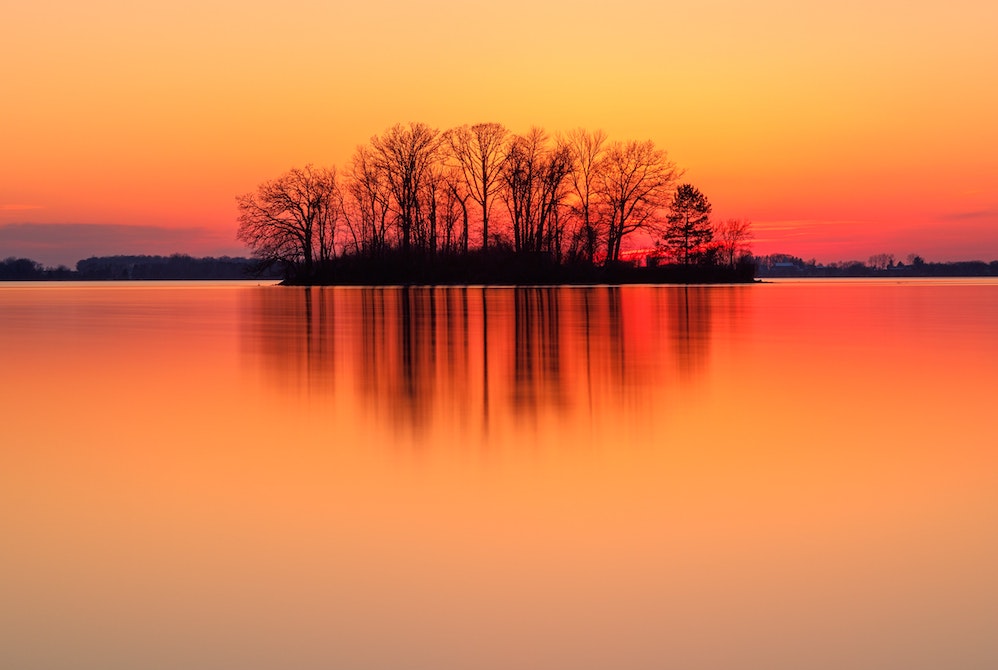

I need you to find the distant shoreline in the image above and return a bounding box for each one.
[755,258,998,279]
[4,253,997,283]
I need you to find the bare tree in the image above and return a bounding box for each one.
[343,145,392,257]
[868,253,896,270]
[236,164,341,279]
[369,122,443,254]
[598,140,679,263]
[446,122,509,251]
[714,218,753,267]
[501,128,573,255]
[416,163,450,256]
[503,129,540,252]
[441,167,472,254]
[564,128,607,263]
[536,142,573,256]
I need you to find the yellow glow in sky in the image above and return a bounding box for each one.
[2,0,996,264]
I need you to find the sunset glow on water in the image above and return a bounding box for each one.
[2,281,997,669]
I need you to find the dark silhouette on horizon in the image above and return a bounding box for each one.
[235,121,754,285]
[0,254,280,281]
[755,253,998,278]
[2,252,994,282]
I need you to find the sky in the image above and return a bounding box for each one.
[2,0,997,267]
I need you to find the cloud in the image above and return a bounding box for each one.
[937,209,998,222]
[0,223,249,268]
[0,204,44,211]
[750,219,873,244]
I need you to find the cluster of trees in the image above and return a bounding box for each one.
[236,122,753,282]
[0,255,275,280]
[0,257,52,280]
[75,255,279,280]
[755,253,998,278]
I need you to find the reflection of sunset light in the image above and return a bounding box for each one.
[2,281,997,669]
[243,286,726,438]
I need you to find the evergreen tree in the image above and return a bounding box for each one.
[663,183,712,265]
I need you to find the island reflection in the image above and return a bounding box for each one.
[241,286,727,440]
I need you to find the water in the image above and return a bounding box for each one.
[2,279,996,669]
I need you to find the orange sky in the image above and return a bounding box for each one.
[2,0,996,266]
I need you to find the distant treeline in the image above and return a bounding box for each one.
[6,251,994,283]
[0,255,281,281]
[756,254,998,278]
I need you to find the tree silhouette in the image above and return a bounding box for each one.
[440,166,472,254]
[234,121,761,284]
[369,122,443,254]
[445,122,509,251]
[714,218,752,267]
[343,145,392,257]
[501,128,573,255]
[663,184,712,266]
[236,164,341,279]
[868,253,895,270]
[598,140,679,263]
[565,128,607,264]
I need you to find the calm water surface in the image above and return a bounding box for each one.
[2,279,996,669]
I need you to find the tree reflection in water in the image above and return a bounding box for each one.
[242,286,727,442]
